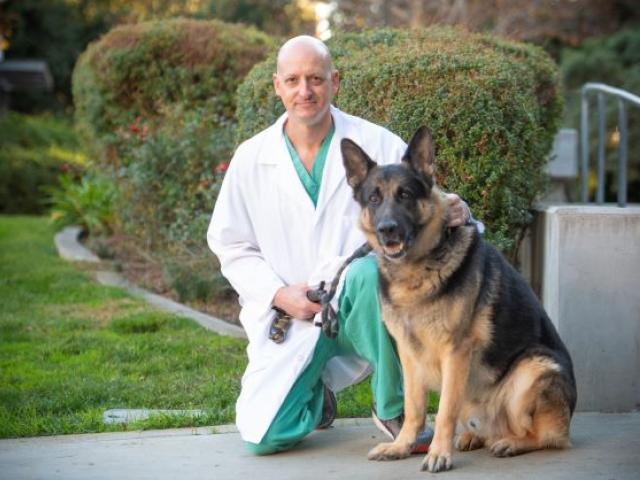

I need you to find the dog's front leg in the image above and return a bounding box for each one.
[368,348,425,461]
[423,347,471,473]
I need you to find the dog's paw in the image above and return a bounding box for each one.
[367,441,411,461]
[420,450,453,473]
[490,438,519,457]
[455,431,484,451]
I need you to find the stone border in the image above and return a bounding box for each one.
[54,226,246,339]
[54,226,100,262]
[102,409,384,432]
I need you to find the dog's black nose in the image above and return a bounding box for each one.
[377,220,398,236]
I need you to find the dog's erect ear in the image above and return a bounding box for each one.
[341,138,377,190]
[402,126,436,179]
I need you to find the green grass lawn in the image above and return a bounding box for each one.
[0,215,384,438]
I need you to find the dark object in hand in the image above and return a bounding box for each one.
[306,281,325,303]
[268,307,292,344]
[268,243,372,343]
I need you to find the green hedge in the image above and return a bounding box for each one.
[237,27,563,255]
[72,19,274,301]
[73,18,274,167]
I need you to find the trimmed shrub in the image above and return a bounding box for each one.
[236,27,563,255]
[72,19,274,301]
[73,18,274,165]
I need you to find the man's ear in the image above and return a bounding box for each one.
[341,138,376,190]
[272,72,281,98]
[402,126,436,179]
[331,69,340,96]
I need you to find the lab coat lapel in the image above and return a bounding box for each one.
[314,107,350,224]
[261,114,316,215]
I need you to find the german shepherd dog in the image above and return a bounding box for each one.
[341,127,577,473]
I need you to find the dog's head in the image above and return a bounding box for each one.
[342,126,446,262]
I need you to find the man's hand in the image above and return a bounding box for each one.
[273,284,322,321]
[445,193,471,227]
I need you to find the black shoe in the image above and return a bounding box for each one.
[317,384,337,429]
[371,406,433,454]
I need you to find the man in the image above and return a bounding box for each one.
[207,35,474,455]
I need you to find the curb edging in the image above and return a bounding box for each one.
[54,226,246,339]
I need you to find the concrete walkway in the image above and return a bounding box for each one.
[1,413,638,480]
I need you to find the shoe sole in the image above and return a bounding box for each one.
[371,409,433,454]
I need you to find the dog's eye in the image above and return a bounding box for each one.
[398,190,413,200]
[368,193,380,205]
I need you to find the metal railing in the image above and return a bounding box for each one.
[580,82,640,206]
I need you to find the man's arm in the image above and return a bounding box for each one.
[207,156,285,313]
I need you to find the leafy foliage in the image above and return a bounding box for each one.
[237,27,563,255]
[0,112,85,214]
[46,174,116,237]
[72,18,274,301]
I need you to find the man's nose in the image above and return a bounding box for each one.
[298,79,313,97]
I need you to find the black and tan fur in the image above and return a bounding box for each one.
[341,127,577,473]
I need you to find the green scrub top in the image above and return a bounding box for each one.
[284,123,335,207]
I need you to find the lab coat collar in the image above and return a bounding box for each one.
[315,106,350,221]
[257,106,353,223]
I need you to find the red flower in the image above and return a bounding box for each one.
[215,162,230,174]
[129,116,142,134]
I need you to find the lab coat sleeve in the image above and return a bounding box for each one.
[207,153,285,314]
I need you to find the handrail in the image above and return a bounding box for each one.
[580,83,640,206]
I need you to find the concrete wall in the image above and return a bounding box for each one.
[534,205,640,412]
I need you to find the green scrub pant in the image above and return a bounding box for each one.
[246,256,404,455]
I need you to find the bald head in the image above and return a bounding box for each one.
[276,35,333,75]
[273,35,339,129]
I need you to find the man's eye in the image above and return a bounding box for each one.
[285,77,297,85]
[311,76,324,85]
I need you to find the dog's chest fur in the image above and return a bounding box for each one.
[378,257,496,392]
[382,298,447,384]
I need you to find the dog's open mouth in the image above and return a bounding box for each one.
[382,241,405,258]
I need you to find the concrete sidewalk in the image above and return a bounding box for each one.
[1,413,638,480]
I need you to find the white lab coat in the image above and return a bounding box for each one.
[207,105,407,444]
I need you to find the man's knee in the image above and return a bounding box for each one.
[345,256,378,293]
[245,440,281,456]
[244,432,302,456]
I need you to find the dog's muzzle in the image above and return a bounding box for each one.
[376,220,410,259]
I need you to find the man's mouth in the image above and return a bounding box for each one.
[382,240,405,259]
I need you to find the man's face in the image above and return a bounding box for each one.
[273,45,339,128]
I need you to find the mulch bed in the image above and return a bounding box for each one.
[85,234,242,327]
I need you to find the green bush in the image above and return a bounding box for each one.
[72,18,274,301]
[236,27,563,255]
[46,174,116,236]
[0,112,85,214]
[73,18,274,168]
